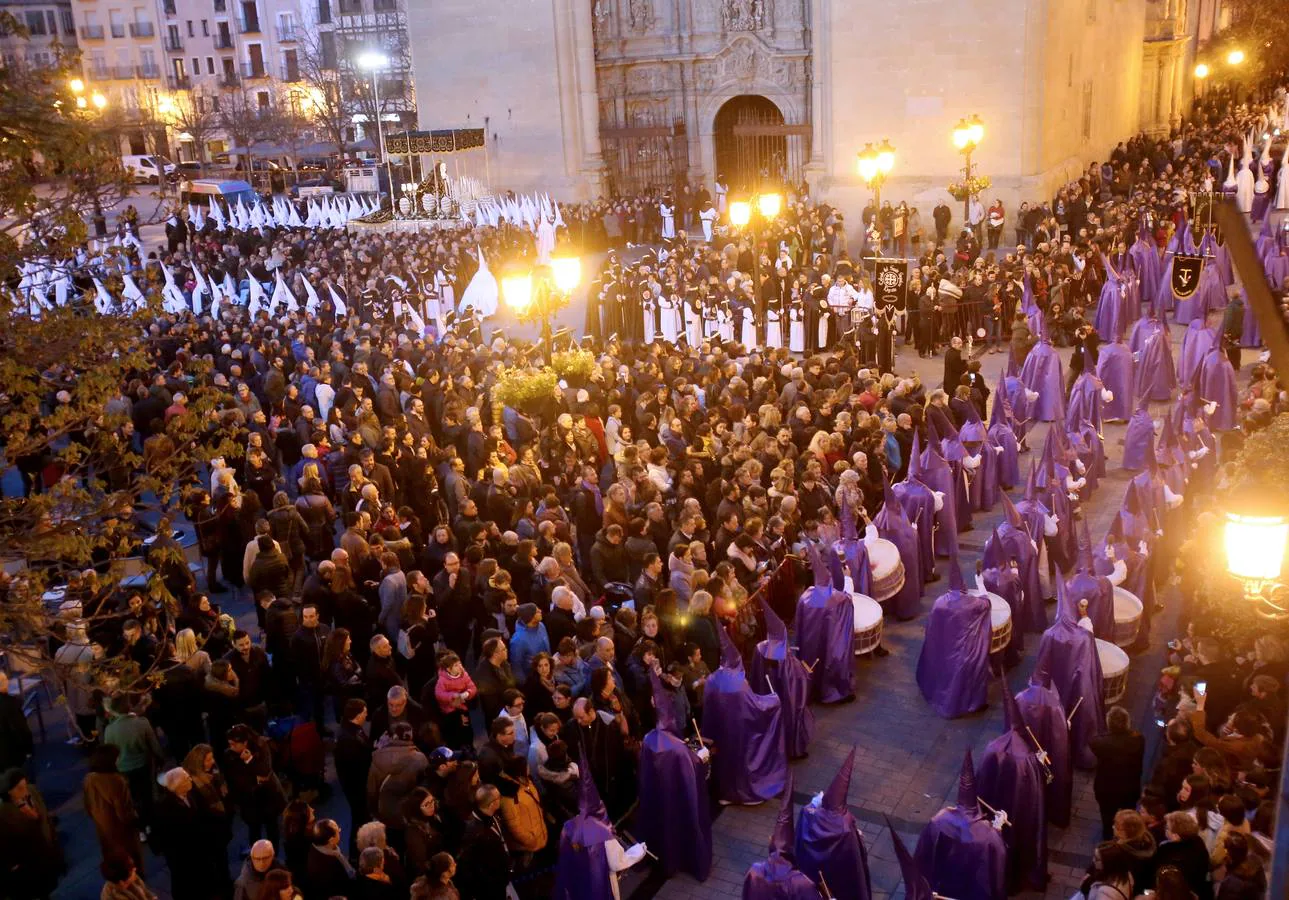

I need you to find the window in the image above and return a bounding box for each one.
[257,90,269,109]
[24,11,47,35]
[1081,80,1094,140]
[214,0,226,11]
[61,10,74,33]
[186,20,193,36]
[46,11,56,33]
[212,95,220,111]
[1067,54,1073,88]
[207,56,215,74]
[201,19,209,35]
[317,0,331,23]
[320,31,336,69]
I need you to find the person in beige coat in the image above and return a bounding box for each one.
[82,744,144,872]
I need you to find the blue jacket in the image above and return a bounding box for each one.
[509,621,550,681]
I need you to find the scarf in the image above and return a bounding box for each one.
[314,842,355,878]
[582,479,603,517]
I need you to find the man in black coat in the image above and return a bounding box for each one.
[560,697,628,818]
[290,603,330,727]
[545,587,579,650]
[1153,812,1213,900]
[456,785,512,900]
[432,552,472,657]
[1088,706,1145,839]
[226,630,272,731]
[0,672,33,770]
[153,768,231,899]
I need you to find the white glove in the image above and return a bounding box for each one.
[1204,400,1217,416]
[933,490,945,512]
[1069,492,1081,501]
[1188,446,1209,461]
[1025,389,1039,403]
[1101,388,1114,403]
[1109,559,1128,586]
[1163,484,1183,509]
[1031,538,1039,552]
[964,454,981,471]
[1075,459,1086,475]
[1067,476,1086,491]
[1152,418,1162,433]
[1139,540,1149,556]
[994,444,1004,454]
[695,746,711,763]
[863,522,879,547]
[1044,514,1059,536]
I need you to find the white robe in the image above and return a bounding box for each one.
[659,297,679,344]
[660,203,675,239]
[718,306,734,343]
[741,306,757,349]
[536,219,556,264]
[714,182,728,215]
[818,307,831,349]
[642,302,655,344]
[789,302,805,353]
[766,307,783,349]
[685,299,702,347]
[699,207,717,243]
[1236,164,1256,213]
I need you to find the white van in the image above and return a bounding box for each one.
[121,154,177,184]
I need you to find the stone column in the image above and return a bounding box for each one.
[804,0,828,179]
[569,0,605,191]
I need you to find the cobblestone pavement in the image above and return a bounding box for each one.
[21,324,1203,899]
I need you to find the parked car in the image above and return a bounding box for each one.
[121,154,177,184]
[178,178,258,208]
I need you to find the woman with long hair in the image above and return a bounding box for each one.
[322,628,363,719]
[173,627,211,679]
[280,799,314,886]
[255,868,300,900]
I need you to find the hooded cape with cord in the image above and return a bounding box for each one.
[913,750,1008,900]
[986,372,1021,488]
[552,747,617,900]
[892,429,939,579]
[975,682,1050,893]
[981,534,1025,668]
[741,773,823,900]
[1018,334,1064,422]
[748,597,815,759]
[1036,568,1106,768]
[1177,318,1216,386]
[887,814,934,900]
[1015,642,1073,827]
[830,490,872,598]
[1197,346,1239,431]
[916,547,992,718]
[1121,399,1157,471]
[1134,327,1177,403]
[1095,340,1135,422]
[636,669,713,881]
[794,541,857,704]
[917,419,962,560]
[872,476,924,620]
[1064,516,1115,640]
[702,622,787,804]
[794,748,873,900]
[981,493,1046,634]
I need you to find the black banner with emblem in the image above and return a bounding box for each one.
[873,258,909,312]
[384,129,486,155]
[1170,253,1204,299]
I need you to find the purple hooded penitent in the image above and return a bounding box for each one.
[987,373,1021,488]
[894,430,940,575]
[1064,517,1115,640]
[1001,366,1037,444]
[1096,340,1135,422]
[982,495,1045,633]
[1129,230,1161,301]
[830,491,872,598]
[961,411,1001,512]
[1019,338,1064,422]
[1198,347,1239,431]
[1128,312,1162,355]
[749,597,815,759]
[916,554,991,719]
[637,669,713,881]
[704,623,787,804]
[794,542,856,704]
[887,816,934,900]
[795,748,873,900]
[917,423,962,559]
[1065,368,1104,434]
[930,415,973,533]
[914,751,1008,900]
[1017,644,1074,827]
[1135,329,1177,403]
[1014,463,1057,575]
[553,748,617,900]
[1036,570,1106,768]
[873,476,923,619]
[1121,400,1156,471]
[975,685,1049,893]
[1177,318,1216,386]
[1093,262,1125,341]
[982,541,1024,667]
[742,774,823,900]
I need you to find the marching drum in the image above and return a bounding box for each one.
[851,593,884,657]
[987,593,1013,655]
[1112,587,1143,648]
[1097,638,1130,705]
[867,539,906,603]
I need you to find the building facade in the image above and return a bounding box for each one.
[0,0,77,70]
[407,0,1204,220]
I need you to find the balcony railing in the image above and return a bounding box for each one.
[219,72,240,87]
[110,24,125,37]
[128,21,154,37]
[89,66,110,80]
[240,61,267,78]
[163,34,183,51]
[238,17,260,33]
[79,25,105,39]
[166,74,191,89]
[214,33,233,49]
[109,65,134,79]
[276,25,298,41]
[136,63,160,78]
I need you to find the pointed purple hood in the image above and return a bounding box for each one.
[957,749,980,814]
[1000,490,1025,529]
[649,667,681,736]
[821,747,856,811]
[718,620,743,671]
[770,772,795,856]
[1030,640,1054,689]
[886,815,934,900]
[759,595,789,658]
[907,428,924,479]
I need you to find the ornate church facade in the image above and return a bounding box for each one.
[408,0,1202,218]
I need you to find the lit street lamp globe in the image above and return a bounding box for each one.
[502,273,534,314]
[728,200,751,228]
[757,193,782,219]
[550,256,582,294]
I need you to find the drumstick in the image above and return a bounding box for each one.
[765,674,778,697]
[691,717,705,747]
[1024,724,1047,756]
[819,874,835,899]
[1066,696,1084,726]
[802,658,818,674]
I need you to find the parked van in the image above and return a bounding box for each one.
[178,178,258,208]
[121,154,177,184]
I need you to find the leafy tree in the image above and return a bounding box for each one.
[1206,0,1289,82]
[295,30,355,158]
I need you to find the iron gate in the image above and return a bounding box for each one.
[713,95,811,193]
[600,118,690,197]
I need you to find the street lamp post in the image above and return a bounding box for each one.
[502,255,582,348]
[357,51,394,212]
[70,78,110,237]
[857,139,895,258]
[729,191,783,341]
[952,114,985,230]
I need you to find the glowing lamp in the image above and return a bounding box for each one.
[92,92,107,109]
[1225,512,1288,584]
[1226,49,1245,66]
[550,256,582,294]
[729,200,751,227]
[501,273,533,314]
[876,138,895,174]
[69,78,85,94]
[1194,63,1210,79]
[952,120,970,150]
[357,51,389,71]
[757,193,782,219]
[967,114,985,145]
[857,144,878,181]
[76,96,88,109]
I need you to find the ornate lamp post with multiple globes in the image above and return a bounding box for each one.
[501,255,582,348]
[857,139,895,254]
[729,191,782,330]
[951,113,985,226]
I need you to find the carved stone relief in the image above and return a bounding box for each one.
[628,0,656,33]
[693,38,803,90]
[722,0,766,31]
[626,64,671,94]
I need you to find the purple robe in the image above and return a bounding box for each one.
[914,754,1008,900]
[1128,314,1161,354]
[795,750,872,900]
[749,644,815,759]
[874,486,924,619]
[975,696,1049,893]
[1265,251,1289,293]
[554,755,617,900]
[892,478,937,583]
[1096,342,1135,421]
[742,855,822,900]
[916,581,992,718]
[982,516,1045,633]
[1135,331,1177,403]
[704,637,788,804]
[637,727,713,880]
[1016,674,1073,828]
[1129,235,1161,302]
[983,563,1024,667]
[1065,372,1104,433]
[1036,581,1106,769]
[1093,272,1125,341]
[829,538,872,598]
[1122,405,1156,471]
[1019,340,1064,421]
[1198,347,1239,431]
[794,585,855,704]
[1177,319,1216,386]
[1064,569,1115,641]
[1241,288,1262,348]
[1153,251,1176,314]
[917,446,961,559]
[1001,374,1036,442]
